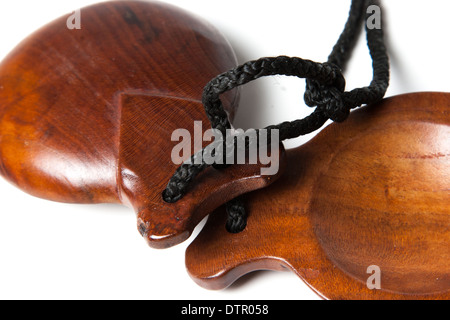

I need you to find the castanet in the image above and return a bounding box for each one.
[0,1,284,248]
[186,92,450,300]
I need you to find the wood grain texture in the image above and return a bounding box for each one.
[186,92,450,299]
[0,1,283,248]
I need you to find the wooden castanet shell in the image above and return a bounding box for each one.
[0,1,284,248]
[186,92,450,299]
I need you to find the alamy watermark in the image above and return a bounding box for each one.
[366,265,381,290]
[367,5,381,30]
[67,9,81,30]
[170,121,280,176]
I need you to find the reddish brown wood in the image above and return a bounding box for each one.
[0,1,284,248]
[186,92,450,299]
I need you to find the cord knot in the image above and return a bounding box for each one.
[304,63,350,122]
[225,197,247,233]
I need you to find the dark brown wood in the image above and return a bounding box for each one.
[0,1,284,248]
[186,92,450,299]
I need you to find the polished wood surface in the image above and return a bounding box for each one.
[0,1,283,248]
[186,92,450,299]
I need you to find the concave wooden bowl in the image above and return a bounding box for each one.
[186,92,450,300]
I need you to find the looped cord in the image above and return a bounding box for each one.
[163,0,389,233]
[163,57,345,204]
[203,57,346,136]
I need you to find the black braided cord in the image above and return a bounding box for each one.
[162,0,389,233]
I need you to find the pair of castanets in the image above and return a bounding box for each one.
[0,1,448,299]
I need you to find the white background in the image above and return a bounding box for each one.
[0,0,449,300]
